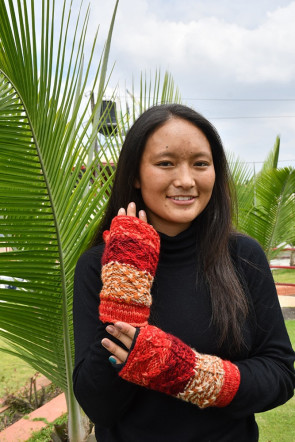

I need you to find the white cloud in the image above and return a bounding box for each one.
[102,1,295,85]
[85,0,295,167]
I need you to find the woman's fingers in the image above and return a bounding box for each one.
[117,207,126,216]
[139,210,147,222]
[101,322,137,365]
[118,203,147,222]
[114,322,137,339]
[101,338,128,363]
[126,202,136,217]
[105,324,134,349]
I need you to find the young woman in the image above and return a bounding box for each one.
[73,104,295,442]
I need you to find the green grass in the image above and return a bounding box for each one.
[0,338,37,398]
[272,268,295,284]
[256,321,295,442]
[26,413,68,441]
[256,398,295,442]
[285,321,295,346]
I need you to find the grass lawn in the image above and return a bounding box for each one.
[26,413,68,441]
[255,321,295,442]
[272,268,295,284]
[0,338,37,398]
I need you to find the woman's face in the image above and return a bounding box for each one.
[135,117,216,236]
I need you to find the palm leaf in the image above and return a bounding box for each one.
[241,168,295,260]
[260,136,280,173]
[0,1,119,439]
[226,151,254,229]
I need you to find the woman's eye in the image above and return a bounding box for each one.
[156,161,173,167]
[195,161,209,167]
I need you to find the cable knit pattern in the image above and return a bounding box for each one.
[99,216,160,326]
[119,325,240,408]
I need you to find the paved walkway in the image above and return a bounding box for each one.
[278,295,295,308]
[277,286,295,320]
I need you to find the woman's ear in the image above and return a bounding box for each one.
[134,178,141,189]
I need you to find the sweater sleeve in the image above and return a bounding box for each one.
[72,246,140,426]
[224,236,295,418]
[119,324,241,408]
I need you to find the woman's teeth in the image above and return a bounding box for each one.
[171,196,193,201]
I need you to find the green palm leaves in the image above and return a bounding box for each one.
[0,1,119,439]
[230,138,295,261]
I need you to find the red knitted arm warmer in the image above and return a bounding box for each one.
[119,325,240,408]
[99,216,160,327]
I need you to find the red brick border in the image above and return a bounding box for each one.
[0,393,67,441]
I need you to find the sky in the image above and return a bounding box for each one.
[78,1,295,170]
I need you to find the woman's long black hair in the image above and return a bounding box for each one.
[92,104,248,351]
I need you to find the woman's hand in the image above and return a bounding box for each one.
[101,322,137,364]
[117,202,147,222]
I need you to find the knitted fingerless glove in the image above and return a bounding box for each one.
[99,216,160,327]
[119,325,240,408]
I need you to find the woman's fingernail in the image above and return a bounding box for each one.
[118,208,125,215]
[109,356,117,365]
[106,325,115,334]
[102,339,110,348]
[129,202,135,208]
[139,210,145,218]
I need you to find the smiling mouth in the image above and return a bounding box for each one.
[167,196,196,201]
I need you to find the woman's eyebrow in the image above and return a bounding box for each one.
[153,150,212,159]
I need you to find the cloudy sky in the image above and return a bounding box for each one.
[85,0,295,171]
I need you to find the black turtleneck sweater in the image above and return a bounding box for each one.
[73,225,295,442]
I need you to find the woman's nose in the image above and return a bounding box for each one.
[173,166,195,189]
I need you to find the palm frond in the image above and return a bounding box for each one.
[226,151,254,229]
[260,136,280,173]
[240,168,295,260]
[0,1,119,439]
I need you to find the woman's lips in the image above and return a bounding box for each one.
[167,196,197,204]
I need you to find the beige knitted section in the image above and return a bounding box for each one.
[176,351,224,408]
[100,261,153,307]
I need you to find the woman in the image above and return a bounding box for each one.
[73,104,295,442]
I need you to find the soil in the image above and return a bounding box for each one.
[0,379,63,432]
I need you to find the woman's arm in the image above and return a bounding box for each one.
[73,247,146,427]
[103,322,241,409]
[102,237,295,415]
[73,204,160,426]
[72,246,140,426]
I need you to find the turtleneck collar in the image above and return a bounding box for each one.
[157,221,198,266]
